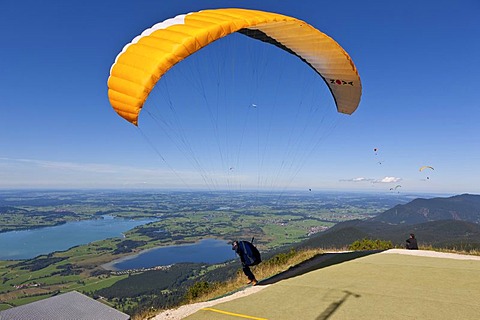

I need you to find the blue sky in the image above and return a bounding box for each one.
[1,0,479,195]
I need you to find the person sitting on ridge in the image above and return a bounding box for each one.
[406,233,418,250]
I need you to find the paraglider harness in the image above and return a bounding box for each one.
[234,237,262,267]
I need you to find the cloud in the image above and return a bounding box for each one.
[377,176,402,183]
[340,176,402,184]
[339,177,375,183]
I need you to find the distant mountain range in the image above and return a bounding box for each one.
[298,194,480,250]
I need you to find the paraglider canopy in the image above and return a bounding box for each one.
[419,166,434,172]
[107,8,362,125]
[419,166,434,180]
[105,8,363,192]
[390,185,401,191]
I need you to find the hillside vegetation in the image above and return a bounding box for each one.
[299,194,480,251]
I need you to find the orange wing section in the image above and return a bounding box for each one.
[107,8,362,125]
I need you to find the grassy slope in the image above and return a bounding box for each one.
[180,249,480,320]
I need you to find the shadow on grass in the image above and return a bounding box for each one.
[258,250,383,285]
[315,290,361,320]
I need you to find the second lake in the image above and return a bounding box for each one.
[108,238,236,270]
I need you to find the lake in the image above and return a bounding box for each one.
[107,238,236,270]
[0,216,156,260]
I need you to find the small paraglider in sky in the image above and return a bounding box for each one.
[373,148,384,164]
[419,166,434,180]
[390,185,401,192]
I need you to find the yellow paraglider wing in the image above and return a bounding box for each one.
[107,8,362,125]
[419,166,434,172]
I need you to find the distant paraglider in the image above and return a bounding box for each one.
[373,148,383,165]
[390,185,401,192]
[419,166,434,180]
[419,166,434,172]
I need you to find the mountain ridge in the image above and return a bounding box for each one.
[371,193,480,225]
[298,193,480,250]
